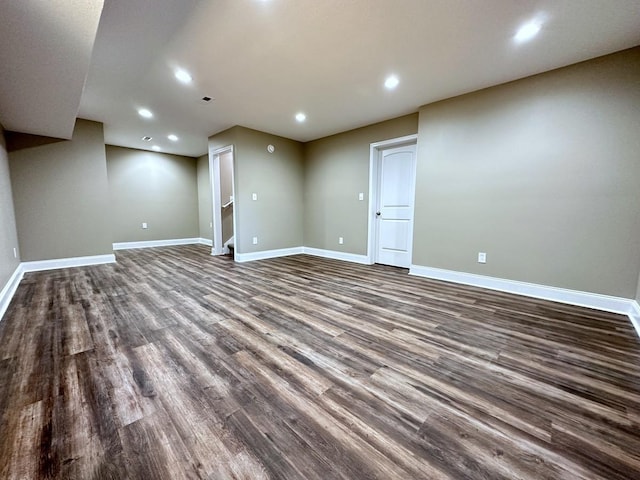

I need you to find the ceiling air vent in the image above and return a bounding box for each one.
[202,96,212,102]
[142,136,152,141]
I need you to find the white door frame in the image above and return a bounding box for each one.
[208,145,236,256]
[366,134,418,265]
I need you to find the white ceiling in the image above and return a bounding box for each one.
[2,0,640,157]
[0,0,104,139]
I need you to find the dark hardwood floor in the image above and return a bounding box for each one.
[1,244,640,479]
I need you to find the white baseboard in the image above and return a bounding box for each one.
[199,238,213,247]
[113,238,202,250]
[630,300,640,338]
[22,254,117,273]
[234,247,304,263]
[0,264,24,321]
[410,264,640,336]
[302,247,372,265]
[232,246,372,265]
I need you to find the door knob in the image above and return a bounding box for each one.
[376,211,381,216]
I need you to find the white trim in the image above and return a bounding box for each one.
[234,247,304,263]
[232,245,372,265]
[303,247,372,265]
[0,264,24,321]
[113,238,201,250]
[410,264,638,319]
[367,134,418,265]
[630,301,640,338]
[199,238,213,247]
[367,146,377,263]
[210,147,222,255]
[22,254,116,273]
[369,134,419,150]
[230,152,238,258]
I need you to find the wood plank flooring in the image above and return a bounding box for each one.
[1,244,640,479]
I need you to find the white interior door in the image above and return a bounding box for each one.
[375,144,416,268]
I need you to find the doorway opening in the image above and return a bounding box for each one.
[367,135,418,268]
[208,145,236,258]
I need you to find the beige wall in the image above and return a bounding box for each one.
[208,127,239,156]
[0,126,20,289]
[196,154,212,241]
[9,119,113,261]
[304,114,419,254]
[208,126,304,254]
[414,47,640,298]
[234,127,304,253]
[106,145,198,243]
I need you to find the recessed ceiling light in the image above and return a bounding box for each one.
[174,69,192,84]
[295,112,306,122]
[142,136,152,141]
[151,145,161,151]
[138,108,153,119]
[167,134,178,142]
[384,75,399,90]
[514,21,542,43]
